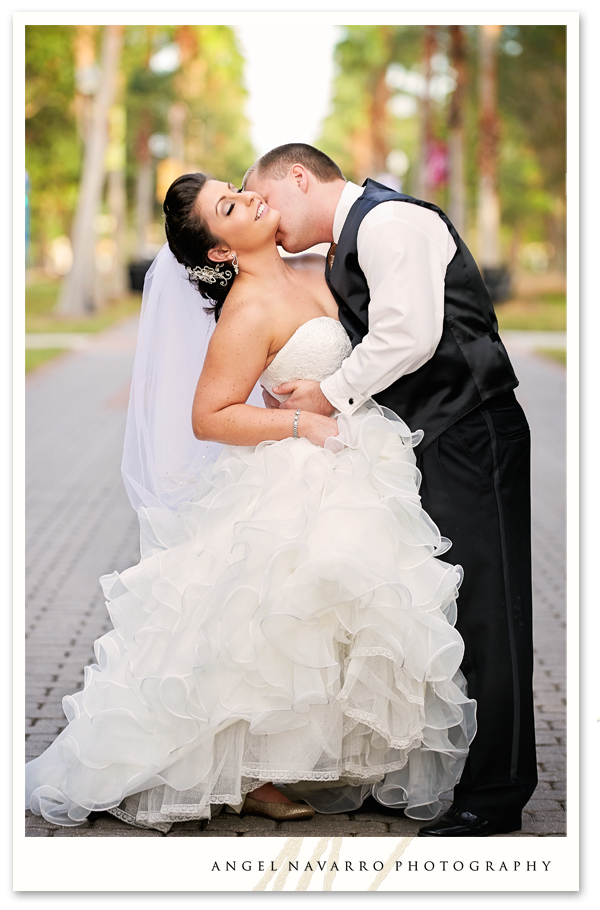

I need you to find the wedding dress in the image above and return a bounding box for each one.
[26,316,476,832]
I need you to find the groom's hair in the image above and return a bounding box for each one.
[243,143,345,187]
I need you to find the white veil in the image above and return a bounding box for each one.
[121,243,262,512]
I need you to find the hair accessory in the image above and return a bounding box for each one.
[231,253,239,275]
[186,263,233,287]
[292,409,301,439]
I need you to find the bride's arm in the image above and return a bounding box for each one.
[192,300,337,447]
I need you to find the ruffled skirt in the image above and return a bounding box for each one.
[26,403,476,831]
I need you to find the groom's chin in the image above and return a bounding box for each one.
[278,238,308,255]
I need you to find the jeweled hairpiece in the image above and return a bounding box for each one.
[186,263,233,287]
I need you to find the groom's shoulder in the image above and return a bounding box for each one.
[362,181,448,220]
[361,195,450,238]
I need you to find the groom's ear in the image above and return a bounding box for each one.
[291,165,309,194]
[207,247,232,264]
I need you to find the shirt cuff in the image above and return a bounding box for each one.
[320,372,366,416]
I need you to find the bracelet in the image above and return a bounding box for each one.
[292,408,301,439]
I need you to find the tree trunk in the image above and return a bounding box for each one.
[548,199,566,273]
[368,27,392,176]
[105,165,128,298]
[134,159,154,258]
[57,25,124,316]
[417,26,436,202]
[168,101,187,163]
[133,113,154,259]
[73,25,96,143]
[104,100,128,299]
[369,68,390,175]
[476,24,502,268]
[447,25,467,235]
[350,125,373,185]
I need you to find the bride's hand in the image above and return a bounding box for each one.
[299,412,339,447]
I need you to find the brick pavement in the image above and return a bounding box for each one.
[24,322,566,837]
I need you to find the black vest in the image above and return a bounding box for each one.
[326,179,518,453]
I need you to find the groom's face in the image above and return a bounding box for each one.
[244,171,314,254]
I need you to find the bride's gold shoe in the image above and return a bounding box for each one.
[242,795,315,821]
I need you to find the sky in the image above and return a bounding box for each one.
[234,24,341,157]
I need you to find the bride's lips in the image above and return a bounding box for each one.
[255,201,268,221]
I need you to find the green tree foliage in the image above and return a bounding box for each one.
[121,25,178,225]
[318,25,423,185]
[498,25,565,199]
[25,24,255,270]
[122,25,254,194]
[318,24,566,269]
[177,25,255,184]
[496,25,566,265]
[25,25,81,262]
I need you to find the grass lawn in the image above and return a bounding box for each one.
[24,277,142,372]
[536,348,566,367]
[24,276,566,375]
[25,277,142,334]
[496,292,566,332]
[25,348,69,373]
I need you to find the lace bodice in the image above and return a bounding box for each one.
[259,317,352,402]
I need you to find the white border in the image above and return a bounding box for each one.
[12,6,583,899]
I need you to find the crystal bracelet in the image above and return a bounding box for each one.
[292,408,301,439]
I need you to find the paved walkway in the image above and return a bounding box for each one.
[24,321,566,837]
[500,330,566,353]
[25,332,94,350]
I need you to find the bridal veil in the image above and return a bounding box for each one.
[121,243,262,513]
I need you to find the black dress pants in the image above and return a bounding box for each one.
[416,391,537,826]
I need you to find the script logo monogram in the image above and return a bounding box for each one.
[251,837,414,892]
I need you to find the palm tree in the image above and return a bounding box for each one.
[447,25,467,235]
[416,25,436,202]
[57,25,124,316]
[476,24,502,271]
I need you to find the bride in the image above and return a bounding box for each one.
[26,173,476,833]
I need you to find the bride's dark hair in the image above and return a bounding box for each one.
[163,172,235,321]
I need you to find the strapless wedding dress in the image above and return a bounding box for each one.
[26,317,476,832]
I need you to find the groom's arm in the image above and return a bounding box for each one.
[319,202,456,415]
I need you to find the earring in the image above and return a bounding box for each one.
[231,253,239,275]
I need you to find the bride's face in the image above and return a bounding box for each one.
[196,180,279,256]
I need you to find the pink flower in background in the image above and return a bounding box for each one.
[427,141,448,187]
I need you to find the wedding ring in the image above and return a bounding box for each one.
[292,409,301,439]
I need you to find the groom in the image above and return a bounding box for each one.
[244,143,537,837]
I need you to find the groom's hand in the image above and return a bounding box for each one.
[261,387,281,409]
[272,380,335,417]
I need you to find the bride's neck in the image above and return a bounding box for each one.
[237,243,294,285]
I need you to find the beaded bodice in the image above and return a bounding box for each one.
[259,317,352,402]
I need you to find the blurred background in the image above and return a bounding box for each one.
[24,22,566,372]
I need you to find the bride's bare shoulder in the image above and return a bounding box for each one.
[215,284,274,335]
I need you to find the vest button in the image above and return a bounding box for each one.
[348,398,354,405]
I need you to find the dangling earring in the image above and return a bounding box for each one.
[231,253,239,275]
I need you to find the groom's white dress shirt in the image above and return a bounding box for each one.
[320,181,457,416]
